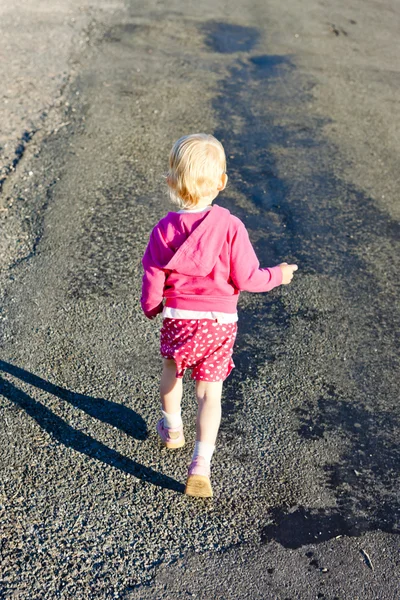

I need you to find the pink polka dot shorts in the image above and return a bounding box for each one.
[160,318,238,382]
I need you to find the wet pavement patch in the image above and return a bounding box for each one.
[250,54,291,74]
[203,20,400,548]
[296,394,400,538]
[261,505,386,549]
[202,22,259,53]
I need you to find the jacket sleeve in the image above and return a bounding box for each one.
[141,227,168,318]
[230,221,283,292]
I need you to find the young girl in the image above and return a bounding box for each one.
[141,133,297,497]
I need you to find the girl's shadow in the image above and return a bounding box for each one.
[0,359,148,440]
[0,360,184,493]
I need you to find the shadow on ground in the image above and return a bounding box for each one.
[0,360,184,493]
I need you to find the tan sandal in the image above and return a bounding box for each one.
[156,419,185,449]
[185,457,213,497]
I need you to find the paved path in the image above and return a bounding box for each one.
[0,0,399,598]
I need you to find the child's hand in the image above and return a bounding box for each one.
[279,262,298,284]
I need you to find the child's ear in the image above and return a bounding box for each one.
[217,173,228,191]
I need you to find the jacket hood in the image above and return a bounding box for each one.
[165,204,231,277]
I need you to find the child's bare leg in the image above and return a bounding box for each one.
[185,380,223,497]
[195,380,223,447]
[160,359,183,428]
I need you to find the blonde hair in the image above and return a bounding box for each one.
[167,133,226,208]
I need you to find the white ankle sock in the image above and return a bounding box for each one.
[192,441,215,465]
[162,410,182,429]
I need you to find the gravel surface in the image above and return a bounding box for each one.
[0,0,399,598]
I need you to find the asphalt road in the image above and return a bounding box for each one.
[0,0,399,598]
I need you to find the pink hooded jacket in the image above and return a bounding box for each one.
[141,204,283,318]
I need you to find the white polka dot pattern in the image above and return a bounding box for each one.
[160,318,237,382]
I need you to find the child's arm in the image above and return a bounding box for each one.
[141,228,168,319]
[141,268,164,319]
[230,221,297,292]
